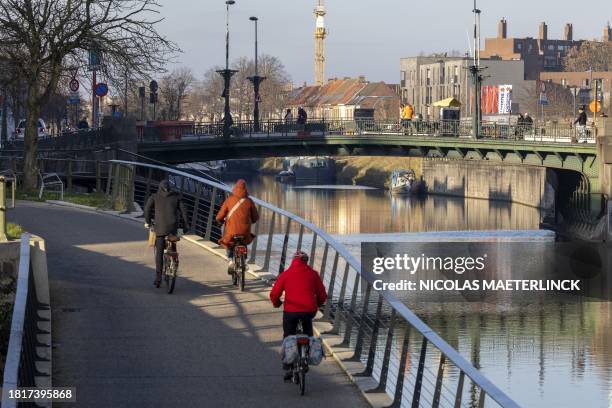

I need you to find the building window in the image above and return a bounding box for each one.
[583,78,590,87]
[401,70,406,87]
[547,44,555,51]
[561,78,567,86]
[517,42,522,50]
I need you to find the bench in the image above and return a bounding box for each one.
[38,171,64,200]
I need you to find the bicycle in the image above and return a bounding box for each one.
[291,321,310,396]
[230,235,247,291]
[151,229,180,294]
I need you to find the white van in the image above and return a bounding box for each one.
[14,119,49,140]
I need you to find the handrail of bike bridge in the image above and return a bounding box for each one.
[110,159,520,408]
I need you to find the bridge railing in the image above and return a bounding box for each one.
[1,235,52,408]
[180,119,597,144]
[109,159,520,408]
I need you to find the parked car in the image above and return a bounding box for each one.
[14,119,49,140]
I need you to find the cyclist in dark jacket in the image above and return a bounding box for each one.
[144,180,189,287]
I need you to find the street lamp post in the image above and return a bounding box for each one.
[248,16,265,133]
[217,0,237,138]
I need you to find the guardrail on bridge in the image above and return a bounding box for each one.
[108,159,521,408]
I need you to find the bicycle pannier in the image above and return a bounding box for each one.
[281,335,299,365]
[308,336,324,366]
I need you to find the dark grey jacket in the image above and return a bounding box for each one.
[144,189,189,236]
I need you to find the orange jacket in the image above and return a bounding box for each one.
[216,180,259,247]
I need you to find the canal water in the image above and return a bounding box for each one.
[223,174,610,408]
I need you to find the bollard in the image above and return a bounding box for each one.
[0,177,8,241]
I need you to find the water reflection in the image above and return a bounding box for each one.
[221,173,610,407]
[238,175,544,234]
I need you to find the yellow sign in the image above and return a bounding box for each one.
[589,100,602,113]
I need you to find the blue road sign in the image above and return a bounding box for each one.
[94,83,109,97]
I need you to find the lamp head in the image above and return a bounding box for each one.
[226,0,235,5]
[249,16,258,21]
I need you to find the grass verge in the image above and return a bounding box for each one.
[16,190,109,209]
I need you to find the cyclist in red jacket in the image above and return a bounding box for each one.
[270,251,327,381]
[270,251,327,338]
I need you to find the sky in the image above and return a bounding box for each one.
[155,0,611,85]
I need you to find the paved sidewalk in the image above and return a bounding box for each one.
[9,201,368,408]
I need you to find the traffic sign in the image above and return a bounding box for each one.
[94,83,109,97]
[538,92,548,106]
[68,91,80,104]
[149,80,158,94]
[69,79,79,92]
[540,81,546,93]
[589,100,602,113]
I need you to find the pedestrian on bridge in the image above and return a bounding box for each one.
[216,179,259,270]
[297,107,307,126]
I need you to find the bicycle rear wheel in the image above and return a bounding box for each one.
[239,254,246,291]
[167,261,177,294]
[299,365,306,396]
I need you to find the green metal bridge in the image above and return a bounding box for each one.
[137,134,600,193]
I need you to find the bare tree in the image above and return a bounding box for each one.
[563,41,612,72]
[0,0,178,189]
[183,54,291,124]
[187,67,225,122]
[158,67,195,120]
[523,81,574,122]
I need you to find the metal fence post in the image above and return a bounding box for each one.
[190,183,202,232]
[262,211,276,272]
[95,160,102,192]
[340,272,361,347]
[125,165,135,213]
[204,187,218,240]
[411,337,428,408]
[389,325,411,408]
[355,293,383,376]
[318,242,329,282]
[248,205,262,264]
[296,224,304,252]
[432,354,447,408]
[454,371,465,408]
[106,162,114,197]
[323,252,340,319]
[67,160,73,193]
[365,309,396,392]
[346,282,372,362]
[330,263,350,334]
[308,233,318,267]
[278,217,292,274]
[0,177,8,241]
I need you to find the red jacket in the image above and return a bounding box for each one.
[270,258,328,313]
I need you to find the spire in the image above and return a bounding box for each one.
[314,0,327,86]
